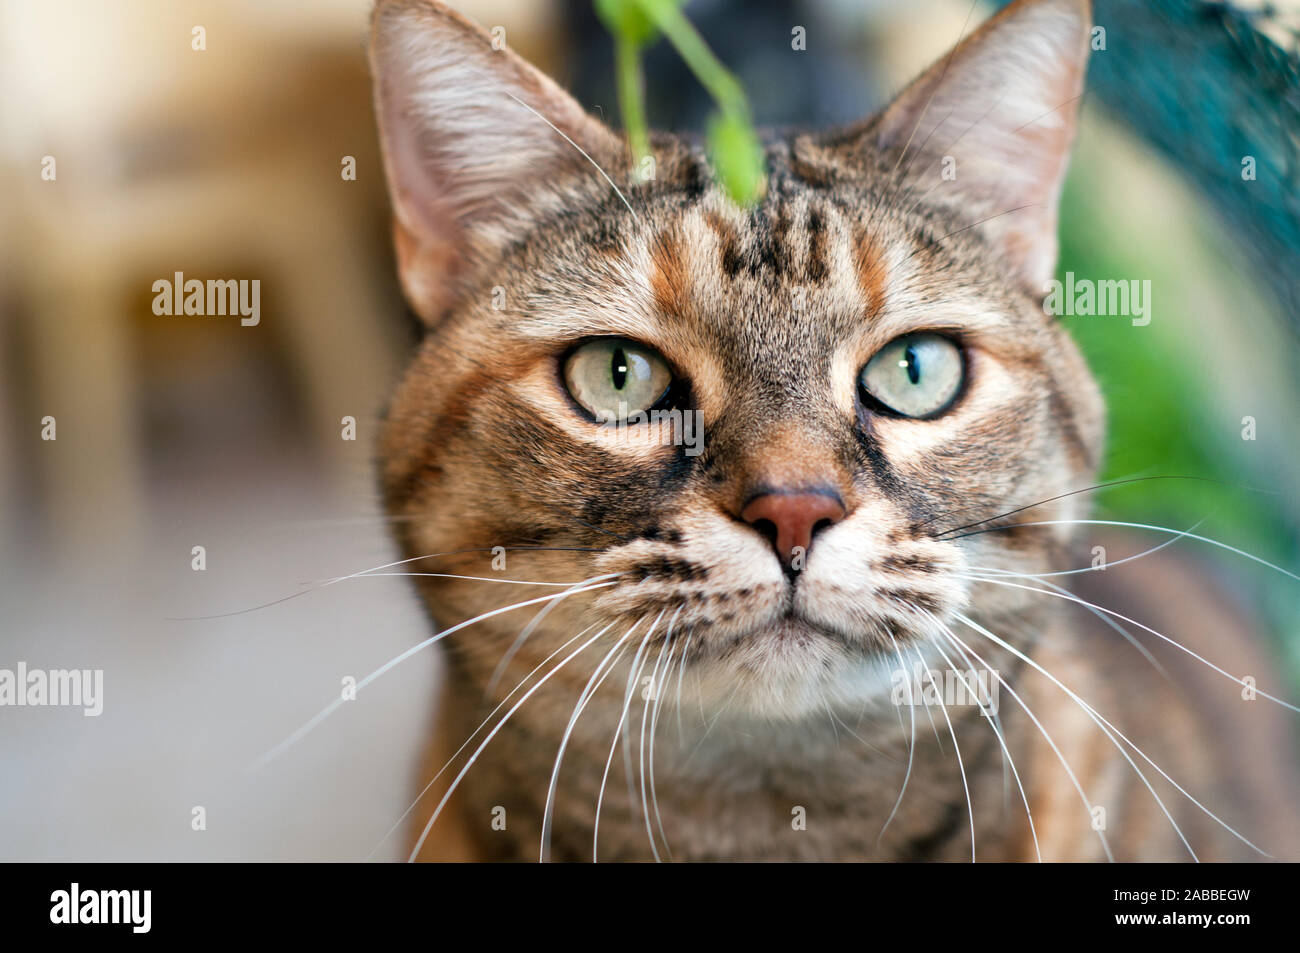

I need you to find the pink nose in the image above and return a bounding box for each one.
[740,491,846,568]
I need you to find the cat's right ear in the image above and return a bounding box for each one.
[370,0,623,325]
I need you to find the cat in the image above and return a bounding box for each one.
[367,0,1300,861]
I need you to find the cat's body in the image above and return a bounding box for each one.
[369,0,1300,861]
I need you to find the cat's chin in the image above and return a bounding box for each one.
[684,613,910,721]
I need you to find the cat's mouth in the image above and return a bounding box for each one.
[716,608,887,656]
[770,609,846,642]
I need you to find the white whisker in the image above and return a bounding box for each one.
[367,624,598,861]
[955,608,1267,857]
[942,614,1114,861]
[964,519,1300,582]
[674,632,692,742]
[504,92,638,218]
[971,513,1211,580]
[252,577,618,769]
[966,567,1170,680]
[540,620,636,862]
[955,574,1300,714]
[911,643,975,862]
[922,612,1040,861]
[649,611,685,862]
[878,631,917,843]
[487,572,625,694]
[351,572,594,587]
[953,611,1197,859]
[594,613,662,861]
[639,631,673,862]
[408,623,611,862]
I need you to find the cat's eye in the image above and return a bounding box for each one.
[563,338,673,422]
[858,333,964,419]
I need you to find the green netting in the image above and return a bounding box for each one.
[999,0,1300,321]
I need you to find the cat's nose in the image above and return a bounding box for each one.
[740,490,846,569]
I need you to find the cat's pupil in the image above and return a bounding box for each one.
[903,345,920,385]
[611,347,629,390]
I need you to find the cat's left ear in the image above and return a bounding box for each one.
[369,0,624,324]
[846,0,1092,289]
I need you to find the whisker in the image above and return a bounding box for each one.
[897,110,955,204]
[953,611,1261,860]
[905,89,1007,185]
[963,513,1227,683]
[931,612,1014,813]
[674,632,692,742]
[953,611,1196,860]
[910,639,945,748]
[408,623,613,862]
[367,623,598,861]
[889,0,981,177]
[878,631,918,843]
[504,91,639,219]
[899,205,1038,265]
[354,572,593,587]
[954,574,1300,714]
[271,513,421,527]
[649,610,685,862]
[921,474,1256,538]
[952,519,1300,584]
[896,91,1013,224]
[910,641,975,862]
[169,546,602,621]
[251,577,619,770]
[967,513,1211,581]
[487,572,626,695]
[540,620,637,862]
[940,615,1114,861]
[689,676,745,757]
[966,568,1171,681]
[594,617,662,862]
[639,630,673,862]
[823,698,840,744]
[921,611,1041,862]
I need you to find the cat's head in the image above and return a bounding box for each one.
[370,0,1103,718]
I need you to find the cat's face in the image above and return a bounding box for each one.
[371,0,1102,718]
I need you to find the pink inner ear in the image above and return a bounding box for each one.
[869,0,1091,289]
[369,2,624,324]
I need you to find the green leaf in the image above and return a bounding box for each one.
[708,110,766,205]
[596,0,766,205]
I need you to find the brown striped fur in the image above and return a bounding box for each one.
[369,0,1300,861]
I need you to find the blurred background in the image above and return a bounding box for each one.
[0,0,1297,860]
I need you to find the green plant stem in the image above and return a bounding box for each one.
[635,0,749,119]
[614,33,651,177]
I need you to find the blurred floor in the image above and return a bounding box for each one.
[0,451,441,861]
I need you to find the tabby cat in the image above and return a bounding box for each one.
[368,0,1300,861]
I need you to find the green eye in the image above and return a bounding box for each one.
[859,333,964,418]
[563,338,673,422]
